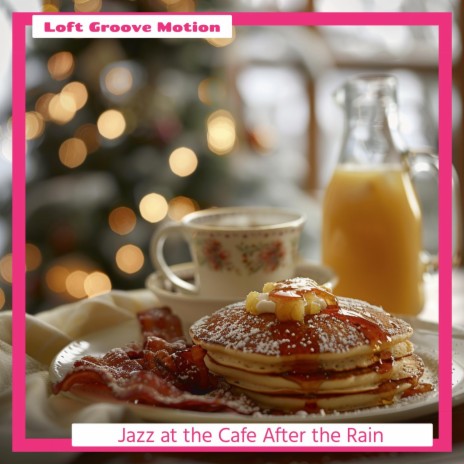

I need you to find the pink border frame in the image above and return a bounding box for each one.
[11,11,453,454]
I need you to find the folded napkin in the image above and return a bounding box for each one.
[0,290,158,464]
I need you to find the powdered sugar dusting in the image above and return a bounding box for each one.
[190,298,412,357]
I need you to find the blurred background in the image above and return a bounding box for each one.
[0,0,462,314]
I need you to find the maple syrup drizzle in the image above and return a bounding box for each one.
[323,307,391,346]
[401,382,434,398]
[374,358,394,374]
[242,278,395,354]
[299,374,426,411]
[283,359,394,388]
[268,278,339,308]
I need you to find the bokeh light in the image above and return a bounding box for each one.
[0,254,12,284]
[65,270,88,299]
[74,0,102,12]
[48,93,77,124]
[43,0,60,11]
[74,124,100,154]
[59,92,78,112]
[35,93,55,121]
[0,288,5,310]
[197,79,211,105]
[104,67,133,96]
[115,244,144,274]
[197,78,227,106]
[25,112,45,140]
[59,138,88,168]
[207,109,236,155]
[62,81,88,110]
[108,207,137,235]
[206,27,236,48]
[84,271,112,297]
[163,0,195,12]
[43,3,60,12]
[26,243,42,272]
[45,265,70,293]
[97,110,126,140]
[139,193,168,223]
[47,51,75,81]
[169,147,198,177]
[168,196,197,221]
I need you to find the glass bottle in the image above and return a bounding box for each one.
[322,75,426,315]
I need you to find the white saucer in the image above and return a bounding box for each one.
[145,261,337,328]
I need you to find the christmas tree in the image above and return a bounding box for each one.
[13,0,242,312]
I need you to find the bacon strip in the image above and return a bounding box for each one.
[137,306,183,342]
[53,307,257,414]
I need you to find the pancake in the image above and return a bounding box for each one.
[190,277,428,413]
[206,340,414,373]
[241,380,414,413]
[190,297,413,365]
[204,353,423,395]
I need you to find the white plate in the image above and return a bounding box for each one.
[145,261,338,328]
[50,320,464,423]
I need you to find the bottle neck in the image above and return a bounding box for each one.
[339,96,407,165]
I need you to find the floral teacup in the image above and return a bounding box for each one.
[150,207,306,299]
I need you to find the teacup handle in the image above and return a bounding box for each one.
[150,223,198,294]
[406,148,462,271]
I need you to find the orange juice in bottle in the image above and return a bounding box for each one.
[323,164,424,314]
[322,75,427,315]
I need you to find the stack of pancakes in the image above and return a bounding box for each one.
[190,293,425,413]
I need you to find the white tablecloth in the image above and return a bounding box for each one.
[0,290,158,464]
